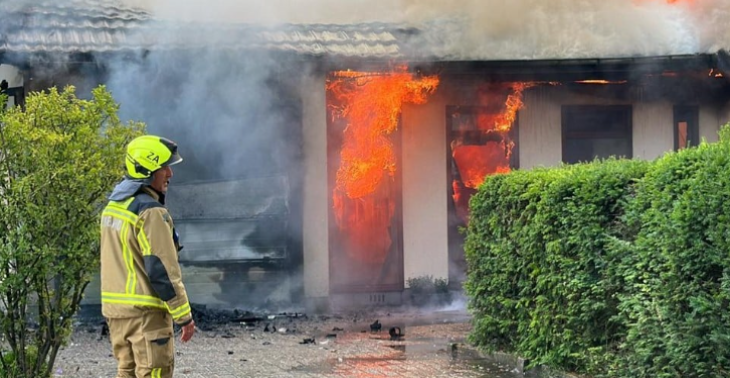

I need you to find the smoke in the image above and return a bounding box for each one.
[96,0,730,309]
[103,0,730,182]
[405,0,713,60]
[125,0,730,60]
[90,0,307,311]
[104,51,300,183]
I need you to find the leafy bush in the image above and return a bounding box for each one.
[0,347,45,377]
[407,275,451,306]
[464,158,649,372]
[606,129,730,378]
[465,126,730,377]
[406,275,436,295]
[434,277,449,294]
[0,86,143,378]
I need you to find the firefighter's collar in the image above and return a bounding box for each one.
[141,186,166,205]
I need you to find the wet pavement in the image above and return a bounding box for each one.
[55,309,528,378]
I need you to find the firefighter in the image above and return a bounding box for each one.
[100,135,195,378]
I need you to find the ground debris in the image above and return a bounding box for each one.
[299,337,316,345]
[369,319,382,332]
[193,304,259,323]
[389,326,404,340]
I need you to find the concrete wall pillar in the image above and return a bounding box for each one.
[300,71,330,312]
[401,94,449,286]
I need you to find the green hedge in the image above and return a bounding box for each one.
[465,127,730,376]
[465,159,649,372]
[608,130,730,377]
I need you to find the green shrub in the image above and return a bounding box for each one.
[0,347,45,377]
[407,275,435,295]
[407,275,452,306]
[0,86,143,378]
[606,131,730,378]
[465,158,649,372]
[434,278,449,294]
[465,126,730,377]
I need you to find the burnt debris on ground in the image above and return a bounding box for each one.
[76,303,469,344]
[189,304,308,331]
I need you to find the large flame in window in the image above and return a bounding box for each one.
[450,82,536,223]
[327,68,439,264]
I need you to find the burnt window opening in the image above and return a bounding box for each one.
[447,105,519,223]
[562,105,632,164]
[446,105,519,285]
[674,105,699,150]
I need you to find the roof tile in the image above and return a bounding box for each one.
[0,0,406,58]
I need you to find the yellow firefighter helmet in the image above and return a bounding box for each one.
[125,135,183,179]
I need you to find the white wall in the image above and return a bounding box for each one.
[518,86,723,167]
[401,92,449,286]
[519,86,563,169]
[632,102,673,160]
[0,64,23,87]
[301,72,329,300]
[700,106,721,143]
[719,101,730,130]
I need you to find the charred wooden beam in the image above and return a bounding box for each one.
[414,53,722,83]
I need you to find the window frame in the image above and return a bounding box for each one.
[673,105,699,151]
[561,105,633,164]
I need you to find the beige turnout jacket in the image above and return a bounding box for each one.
[100,185,192,326]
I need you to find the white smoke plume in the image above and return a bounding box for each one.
[125,0,730,60]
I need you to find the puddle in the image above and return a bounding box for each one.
[293,338,525,377]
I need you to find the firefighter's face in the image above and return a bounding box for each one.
[151,166,173,193]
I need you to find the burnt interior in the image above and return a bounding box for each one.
[446,102,520,285]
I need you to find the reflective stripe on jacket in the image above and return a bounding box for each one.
[100,187,192,326]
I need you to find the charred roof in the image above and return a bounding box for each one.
[1,0,729,86]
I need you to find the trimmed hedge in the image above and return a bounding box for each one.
[465,159,649,372]
[609,129,730,377]
[465,127,730,377]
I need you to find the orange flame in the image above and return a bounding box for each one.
[709,68,724,78]
[451,82,536,223]
[492,82,537,133]
[328,68,439,263]
[453,144,512,188]
[575,80,628,84]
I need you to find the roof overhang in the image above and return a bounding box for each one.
[412,53,724,81]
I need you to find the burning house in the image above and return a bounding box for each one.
[2,0,730,312]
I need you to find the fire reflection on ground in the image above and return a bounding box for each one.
[327,330,524,378]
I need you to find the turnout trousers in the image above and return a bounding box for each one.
[107,311,175,378]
